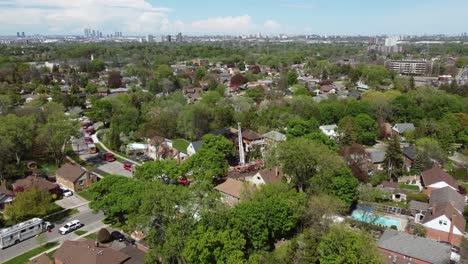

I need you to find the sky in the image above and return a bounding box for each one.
[0,0,467,36]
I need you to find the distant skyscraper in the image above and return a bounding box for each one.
[176,32,183,42]
[167,35,172,42]
[16,32,20,38]
[92,30,96,37]
[147,34,154,42]
[21,32,25,38]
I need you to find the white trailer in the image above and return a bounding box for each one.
[0,218,51,249]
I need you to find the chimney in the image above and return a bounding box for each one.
[448,214,455,244]
[431,206,436,215]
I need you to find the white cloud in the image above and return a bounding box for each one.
[191,15,254,33]
[0,0,174,34]
[263,20,281,31]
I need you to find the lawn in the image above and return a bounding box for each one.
[3,242,58,264]
[47,249,57,260]
[398,183,420,191]
[85,232,97,240]
[77,189,94,201]
[173,139,190,152]
[74,230,87,236]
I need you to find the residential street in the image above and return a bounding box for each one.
[71,135,134,177]
[0,204,105,262]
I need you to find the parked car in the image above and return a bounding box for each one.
[84,137,93,144]
[59,220,83,235]
[102,152,116,162]
[111,231,125,242]
[123,162,135,172]
[60,187,73,197]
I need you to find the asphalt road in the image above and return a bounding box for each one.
[1,204,105,262]
[71,136,133,177]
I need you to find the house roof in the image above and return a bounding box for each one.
[421,166,458,190]
[214,178,245,199]
[262,131,286,142]
[429,186,465,213]
[56,163,87,183]
[422,203,466,233]
[378,229,451,264]
[242,129,263,141]
[190,140,203,152]
[319,124,337,131]
[13,176,58,192]
[409,200,429,212]
[118,246,146,264]
[392,123,415,134]
[54,240,130,264]
[380,181,398,190]
[402,145,415,161]
[366,148,386,163]
[227,170,258,180]
[257,167,283,184]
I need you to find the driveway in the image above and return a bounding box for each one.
[55,194,88,210]
[71,137,133,178]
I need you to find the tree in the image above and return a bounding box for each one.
[38,105,80,166]
[413,138,447,172]
[355,114,378,145]
[107,124,122,151]
[384,135,404,181]
[90,99,113,123]
[108,71,122,88]
[4,188,53,223]
[413,224,426,237]
[97,228,112,243]
[84,83,98,94]
[286,71,298,86]
[195,67,207,81]
[319,225,383,264]
[155,65,173,80]
[286,118,319,138]
[328,168,359,207]
[338,116,357,146]
[245,86,265,102]
[183,226,246,264]
[134,160,182,181]
[409,76,415,90]
[230,74,248,87]
[274,138,344,192]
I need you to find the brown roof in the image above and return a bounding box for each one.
[13,176,58,192]
[381,181,399,190]
[54,240,130,264]
[421,166,458,190]
[118,246,146,264]
[227,170,258,180]
[214,178,245,199]
[56,163,87,183]
[0,185,14,196]
[422,203,466,233]
[29,253,52,264]
[242,129,263,141]
[257,167,284,184]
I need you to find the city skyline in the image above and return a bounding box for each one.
[0,0,467,36]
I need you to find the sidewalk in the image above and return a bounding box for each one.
[92,131,142,166]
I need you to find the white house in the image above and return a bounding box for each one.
[319,125,338,138]
[187,140,203,156]
[421,203,465,247]
[421,166,458,195]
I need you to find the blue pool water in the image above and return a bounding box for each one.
[351,210,401,227]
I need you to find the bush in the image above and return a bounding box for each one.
[406,192,429,203]
[390,225,398,230]
[97,228,112,243]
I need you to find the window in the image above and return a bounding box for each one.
[79,180,84,186]
[29,226,35,230]
[439,220,443,225]
[443,221,447,225]
[20,229,26,233]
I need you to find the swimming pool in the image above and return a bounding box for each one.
[351,210,401,227]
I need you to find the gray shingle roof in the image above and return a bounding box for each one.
[393,123,415,134]
[429,186,465,212]
[262,131,286,142]
[366,148,386,163]
[378,229,451,264]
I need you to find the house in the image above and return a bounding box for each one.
[214,178,248,205]
[319,125,338,139]
[0,185,15,211]
[12,176,61,195]
[421,203,465,247]
[187,140,203,156]
[241,129,264,152]
[392,123,415,136]
[183,87,203,103]
[428,187,465,213]
[420,166,458,195]
[262,131,286,145]
[365,148,386,171]
[54,240,131,264]
[377,229,451,264]
[378,181,407,202]
[244,167,284,186]
[403,145,416,169]
[55,163,97,192]
[409,200,429,218]
[66,106,84,117]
